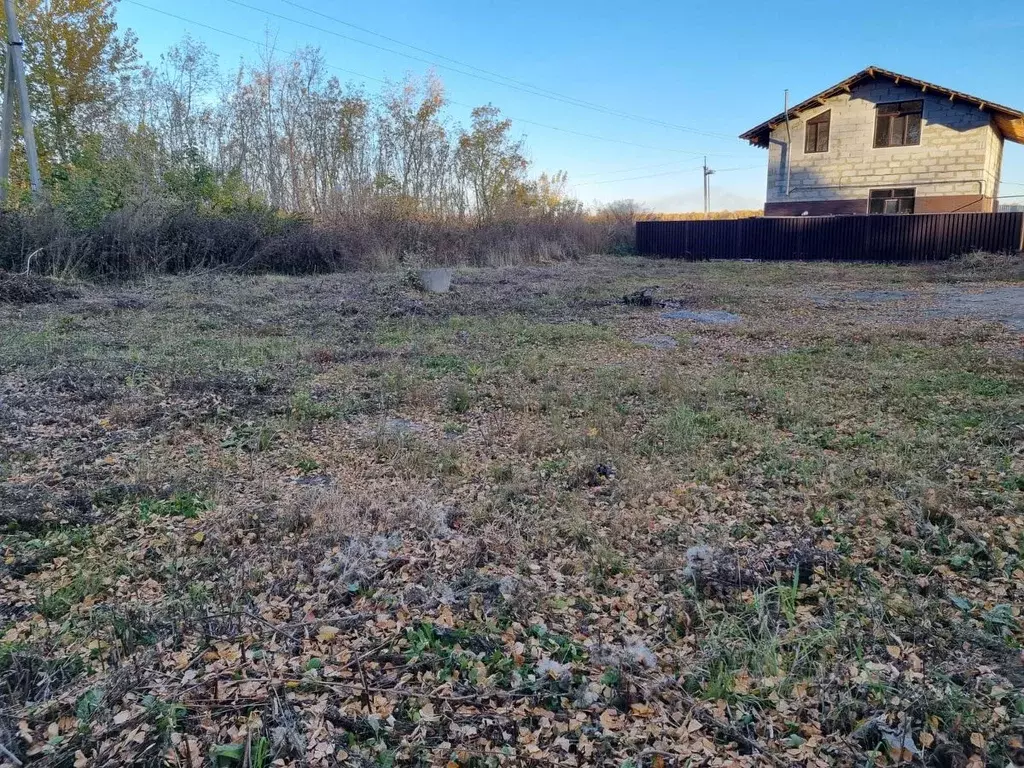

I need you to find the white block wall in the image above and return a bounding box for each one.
[766,79,1004,204]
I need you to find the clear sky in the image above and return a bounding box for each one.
[117,0,1024,212]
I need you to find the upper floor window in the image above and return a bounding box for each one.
[874,100,923,147]
[804,110,831,153]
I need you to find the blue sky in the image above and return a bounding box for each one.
[117,0,1024,211]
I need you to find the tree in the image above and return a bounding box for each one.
[525,171,581,217]
[457,104,527,220]
[376,72,452,215]
[594,199,648,254]
[159,33,217,159]
[7,0,138,169]
[595,198,647,226]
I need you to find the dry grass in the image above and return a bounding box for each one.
[1,255,1022,766]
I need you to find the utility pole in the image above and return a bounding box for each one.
[0,0,42,202]
[702,156,715,218]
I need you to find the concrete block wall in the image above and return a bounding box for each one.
[985,123,1003,199]
[766,79,1004,211]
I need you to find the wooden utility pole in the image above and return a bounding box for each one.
[0,0,42,201]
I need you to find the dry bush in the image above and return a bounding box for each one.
[0,203,607,279]
[923,249,1024,282]
[591,199,647,255]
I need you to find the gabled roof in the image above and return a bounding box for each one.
[739,66,1024,148]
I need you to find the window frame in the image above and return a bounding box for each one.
[804,109,831,154]
[868,188,916,215]
[873,100,923,148]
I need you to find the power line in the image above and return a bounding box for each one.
[272,0,737,142]
[574,163,761,186]
[122,1,380,83]
[574,159,703,178]
[221,0,738,142]
[122,1,740,158]
[575,166,703,186]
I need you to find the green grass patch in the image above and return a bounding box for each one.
[138,493,212,522]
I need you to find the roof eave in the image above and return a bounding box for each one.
[738,126,772,149]
[994,114,1024,145]
[738,66,1024,147]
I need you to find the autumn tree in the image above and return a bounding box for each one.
[376,73,455,215]
[457,104,528,221]
[525,171,581,217]
[0,0,585,225]
[7,0,138,169]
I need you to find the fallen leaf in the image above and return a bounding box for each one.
[316,625,340,643]
[599,709,620,731]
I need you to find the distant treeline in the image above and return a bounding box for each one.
[0,1,734,276]
[637,210,764,221]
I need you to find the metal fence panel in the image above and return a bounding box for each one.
[635,212,1024,262]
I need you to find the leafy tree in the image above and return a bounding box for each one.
[457,105,528,220]
[7,0,138,170]
[524,171,582,217]
[49,132,140,226]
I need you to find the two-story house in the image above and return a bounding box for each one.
[740,67,1024,216]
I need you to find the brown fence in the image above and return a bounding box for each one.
[635,212,1024,262]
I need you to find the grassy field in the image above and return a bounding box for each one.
[1,256,1022,767]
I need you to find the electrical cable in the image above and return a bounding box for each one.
[122,0,743,158]
[273,0,739,141]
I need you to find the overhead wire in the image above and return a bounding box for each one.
[573,159,704,178]
[122,0,744,158]
[574,163,762,186]
[575,166,704,186]
[273,0,738,141]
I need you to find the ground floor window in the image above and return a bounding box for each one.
[869,188,916,214]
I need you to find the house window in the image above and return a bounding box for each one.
[804,110,830,153]
[874,100,923,147]
[869,188,916,214]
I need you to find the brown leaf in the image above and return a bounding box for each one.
[599,709,621,731]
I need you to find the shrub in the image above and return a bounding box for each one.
[0,203,613,279]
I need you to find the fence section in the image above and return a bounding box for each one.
[635,212,1024,262]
